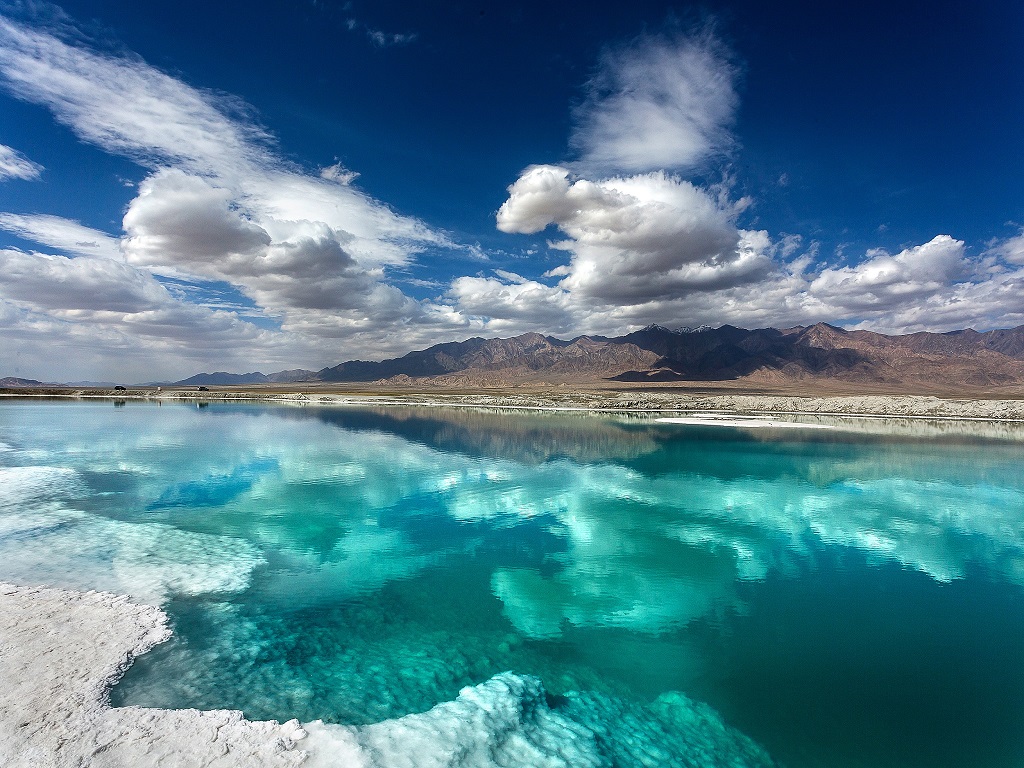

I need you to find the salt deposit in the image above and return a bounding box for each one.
[0,582,780,767]
[0,466,264,603]
[0,582,307,767]
[655,415,835,429]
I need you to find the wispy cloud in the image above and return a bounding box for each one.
[0,142,42,180]
[365,28,417,48]
[571,29,738,175]
[343,14,417,48]
[0,213,122,260]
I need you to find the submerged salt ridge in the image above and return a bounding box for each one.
[305,672,778,768]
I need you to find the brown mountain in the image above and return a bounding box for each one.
[308,323,1024,390]
[315,332,659,385]
[159,323,1024,393]
[0,377,47,387]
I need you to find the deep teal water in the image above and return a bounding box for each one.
[2,401,1024,767]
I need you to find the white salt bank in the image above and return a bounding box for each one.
[0,582,779,767]
[657,414,835,429]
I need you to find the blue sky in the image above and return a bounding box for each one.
[0,0,1022,381]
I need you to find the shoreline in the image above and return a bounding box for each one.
[3,388,1024,423]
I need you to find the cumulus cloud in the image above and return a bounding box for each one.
[482,26,1024,340]
[122,170,272,273]
[0,248,166,312]
[477,30,773,334]
[447,270,578,336]
[0,244,297,381]
[119,169,434,332]
[497,165,768,304]
[0,142,42,180]
[989,232,1024,266]
[571,30,737,175]
[807,235,970,313]
[457,229,1024,337]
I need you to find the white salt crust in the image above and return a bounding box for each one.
[0,582,778,767]
[0,582,308,767]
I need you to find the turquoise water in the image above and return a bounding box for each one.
[2,401,1024,766]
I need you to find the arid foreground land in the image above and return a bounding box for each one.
[4,379,1024,420]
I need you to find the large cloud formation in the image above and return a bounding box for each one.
[0,13,1021,381]
[476,30,1024,339]
[570,30,738,175]
[0,14,468,380]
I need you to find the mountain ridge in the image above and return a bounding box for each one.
[171,323,1024,389]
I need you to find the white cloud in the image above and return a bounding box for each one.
[365,28,417,47]
[0,142,42,180]
[452,229,1024,339]
[570,30,737,175]
[0,13,468,375]
[989,232,1024,266]
[0,248,165,312]
[807,235,970,313]
[119,169,434,334]
[447,271,578,336]
[0,213,122,260]
[497,165,770,304]
[482,23,1024,341]
[320,162,360,185]
[0,244,308,382]
[1,11,1023,382]
[122,170,272,275]
[0,17,269,180]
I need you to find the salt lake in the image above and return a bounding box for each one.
[1,400,1023,767]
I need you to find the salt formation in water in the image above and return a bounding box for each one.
[0,582,778,767]
[0,465,264,603]
[300,672,780,768]
[0,583,308,767]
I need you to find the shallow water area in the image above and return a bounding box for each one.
[2,400,1024,767]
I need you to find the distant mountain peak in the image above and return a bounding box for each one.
[639,324,714,335]
[676,325,714,334]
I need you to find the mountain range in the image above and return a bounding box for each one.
[173,323,1024,391]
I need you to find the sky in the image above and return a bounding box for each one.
[0,0,1022,382]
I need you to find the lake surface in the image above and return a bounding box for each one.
[1,400,1023,767]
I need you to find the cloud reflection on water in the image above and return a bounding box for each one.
[1,402,1023,635]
